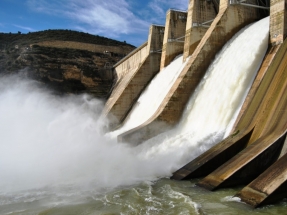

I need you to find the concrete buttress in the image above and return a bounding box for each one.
[160,10,188,70]
[237,152,287,207]
[183,0,218,61]
[103,25,164,129]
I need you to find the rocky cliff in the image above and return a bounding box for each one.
[0,30,135,98]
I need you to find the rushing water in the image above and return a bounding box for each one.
[109,55,189,138]
[1,17,287,215]
[112,17,269,166]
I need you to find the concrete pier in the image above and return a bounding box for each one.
[183,0,217,61]
[269,0,287,45]
[197,132,286,190]
[104,25,164,128]
[160,10,187,70]
[171,128,253,180]
[237,152,287,207]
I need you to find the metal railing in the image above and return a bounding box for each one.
[230,0,270,9]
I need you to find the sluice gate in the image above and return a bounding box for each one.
[104,0,287,208]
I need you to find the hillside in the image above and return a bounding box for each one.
[0,30,135,98]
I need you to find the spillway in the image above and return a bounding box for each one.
[115,17,268,165]
[109,55,189,138]
[174,17,268,136]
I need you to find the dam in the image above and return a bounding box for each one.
[104,0,287,208]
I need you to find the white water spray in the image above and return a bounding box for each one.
[0,77,178,193]
[0,17,269,197]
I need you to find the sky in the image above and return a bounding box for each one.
[0,0,188,47]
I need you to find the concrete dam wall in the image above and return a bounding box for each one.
[104,25,164,128]
[120,0,260,143]
[104,0,287,207]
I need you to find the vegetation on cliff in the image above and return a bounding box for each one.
[0,30,135,98]
[0,29,133,49]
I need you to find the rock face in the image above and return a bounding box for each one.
[0,30,135,98]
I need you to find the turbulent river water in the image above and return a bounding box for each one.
[1,17,287,215]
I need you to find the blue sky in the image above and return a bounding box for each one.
[0,0,188,46]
